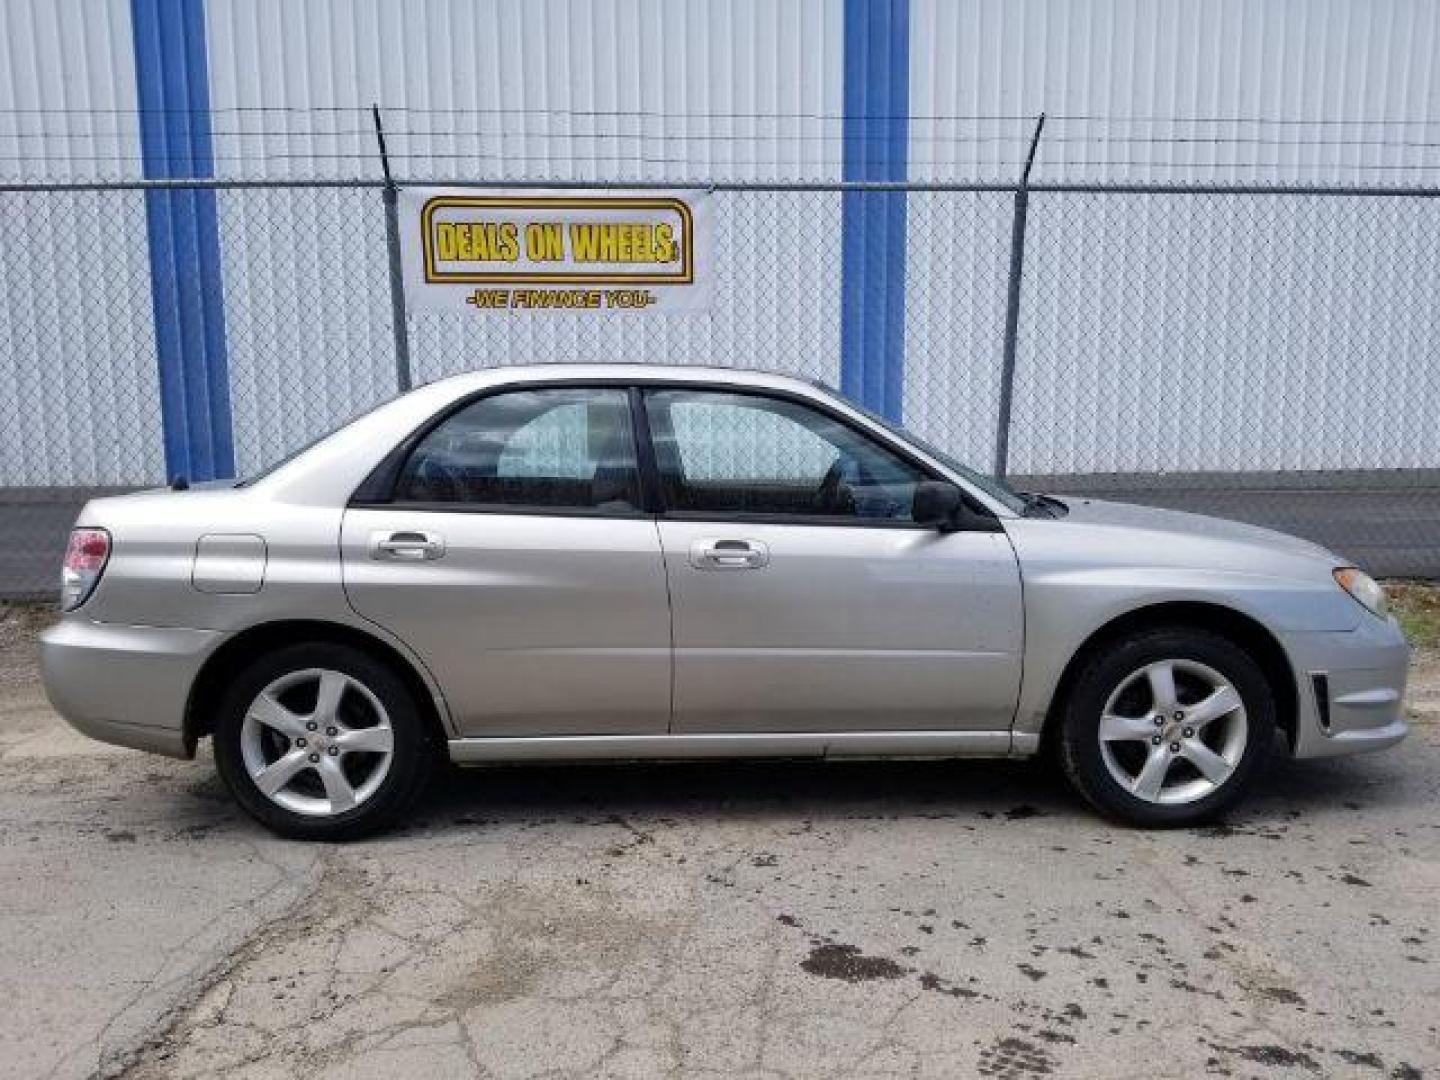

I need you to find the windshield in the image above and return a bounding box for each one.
[843,400,1028,515]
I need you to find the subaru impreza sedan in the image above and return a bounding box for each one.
[41,365,1408,839]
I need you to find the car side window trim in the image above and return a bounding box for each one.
[349,381,643,514]
[628,387,665,515]
[648,512,938,535]
[349,377,1002,530]
[350,499,652,521]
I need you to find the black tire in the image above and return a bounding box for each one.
[1057,627,1275,827]
[213,642,437,841]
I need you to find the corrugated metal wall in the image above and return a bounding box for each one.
[202,0,846,476]
[1009,191,1440,473]
[909,0,1440,186]
[205,0,845,183]
[5,0,1440,484]
[903,0,1440,474]
[0,0,164,487]
[0,0,144,183]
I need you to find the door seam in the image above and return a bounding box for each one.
[651,517,677,733]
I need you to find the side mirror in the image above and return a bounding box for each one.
[912,481,964,531]
[912,481,1003,533]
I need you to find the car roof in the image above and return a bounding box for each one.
[257,362,1018,520]
[421,363,837,395]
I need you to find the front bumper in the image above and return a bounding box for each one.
[39,619,220,759]
[1278,613,1410,759]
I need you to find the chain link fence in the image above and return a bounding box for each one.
[1006,186,1440,577]
[3,177,1438,598]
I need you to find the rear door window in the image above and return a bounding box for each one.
[394,387,640,512]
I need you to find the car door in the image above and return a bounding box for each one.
[643,385,1023,735]
[342,385,670,737]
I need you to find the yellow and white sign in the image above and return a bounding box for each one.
[400,188,712,313]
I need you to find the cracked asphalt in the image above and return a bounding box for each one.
[2,606,1438,1080]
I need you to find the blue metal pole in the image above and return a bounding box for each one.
[840,0,910,421]
[131,0,233,481]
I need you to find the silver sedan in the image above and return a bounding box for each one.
[40,365,1409,839]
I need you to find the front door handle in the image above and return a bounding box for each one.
[689,538,770,570]
[370,530,445,561]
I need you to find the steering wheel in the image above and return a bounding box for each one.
[817,455,856,514]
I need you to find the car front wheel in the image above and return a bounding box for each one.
[1058,627,1276,827]
[213,643,435,840]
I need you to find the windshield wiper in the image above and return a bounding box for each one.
[1017,491,1067,519]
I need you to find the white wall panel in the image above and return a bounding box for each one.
[0,0,163,486]
[904,0,1440,476]
[204,0,845,183]
[0,0,145,182]
[908,0,1440,185]
[8,0,1440,484]
[217,186,398,477]
[202,0,847,466]
[0,188,164,486]
[1007,191,1440,474]
[900,191,1013,468]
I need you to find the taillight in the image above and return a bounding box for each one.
[61,527,110,611]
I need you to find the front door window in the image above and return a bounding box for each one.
[644,388,929,522]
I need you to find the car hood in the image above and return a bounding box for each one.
[1043,497,1339,562]
[1000,494,1368,633]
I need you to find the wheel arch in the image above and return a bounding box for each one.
[1041,601,1300,754]
[184,619,450,755]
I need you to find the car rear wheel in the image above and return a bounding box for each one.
[213,643,435,840]
[1057,628,1276,827]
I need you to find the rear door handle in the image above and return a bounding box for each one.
[369,530,445,561]
[689,538,770,570]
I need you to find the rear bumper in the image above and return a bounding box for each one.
[1279,614,1410,759]
[39,619,219,759]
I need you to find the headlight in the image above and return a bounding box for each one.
[1334,567,1388,617]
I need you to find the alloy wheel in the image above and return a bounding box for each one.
[1097,658,1248,805]
[239,668,395,817]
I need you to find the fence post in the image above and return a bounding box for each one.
[993,113,1045,478]
[372,105,413,393]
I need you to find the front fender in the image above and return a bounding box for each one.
[1011,564,1360,742]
